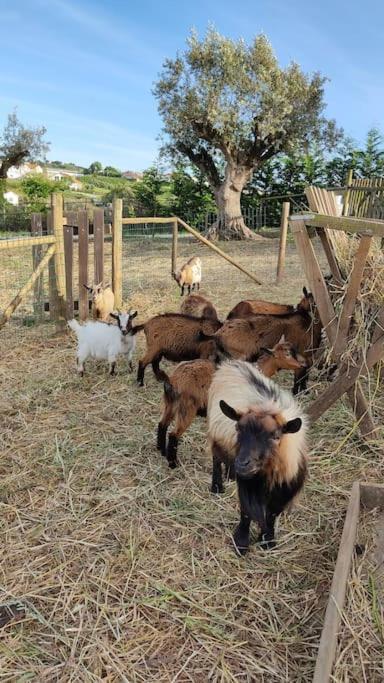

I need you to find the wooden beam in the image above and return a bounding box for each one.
[63,224,73,320]
[303,213,384,238]
[0,244,56,329]
[78,210,89,321]
[93,208,104,285]
[112,198,123,308]
[176,217,263,286]
[306,332,384,422]
[171,218,178,276]
[121,216,177,225]
[0,234,56,251]
[313,482,360,683]
[333,235,373,358]
[276,201,290,284]
[316,229,343,285]
[31,213,44,321]
[51,193,66,328]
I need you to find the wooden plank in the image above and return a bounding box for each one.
[177,217,263,286]
[63,225,73,320]
[346,382,377,438]
[51,193,66,329]
[78,210,89,321]
[293,213,384,238]
[290,220,338,343]
[93,208,104,285]
[171,218,178,276]
[332,235,372,358]
[313,482,360,683]
[47,210,58,322]
[306,332,384,422]
[31,213,44,321]
[122,216,178,225]
[0,244,56,329]
[276,201,290,283]
[0,234,56,251]
[316,229,343,285]
[112,198,123,308]
[342,169,353,216]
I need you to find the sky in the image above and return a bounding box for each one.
[1,0,383,171]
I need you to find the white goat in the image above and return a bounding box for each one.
[68,311,138,376]
[84,282,115,321]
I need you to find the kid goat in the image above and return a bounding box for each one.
[208,360,308,554]
[157,337,306,468]
[84,282,115,321]
[173,256,202,296]
[68,311,137,376]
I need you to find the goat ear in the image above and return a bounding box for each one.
[129,311,138,319]
[282,417,302,434]
[260,347,273,356]
[278,334,285,344]
[219,400,242,422]
[303,286,309,298]
[109,312,119,320]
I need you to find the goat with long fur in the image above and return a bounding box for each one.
[207,360,308,554]
[131,313,221,386]
[173,256,202,296]
[226,287,312,320]
[201,290,321,394]
[180,293,219,321]
[84,282,115,321]
[68,310,137,376]
[157,337,307,468]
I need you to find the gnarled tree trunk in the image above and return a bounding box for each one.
[207,165,256,240]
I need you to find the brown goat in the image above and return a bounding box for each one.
[131,313,222,386]
[201,298,322,394]
[227,287,312,320]
[180,294,219,321]
[173,256,202,296]
[157,337,307,468]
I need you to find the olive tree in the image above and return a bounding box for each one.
[154,29,341,239]
[0,111,49,179]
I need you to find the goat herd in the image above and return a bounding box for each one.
[68,256,324,555]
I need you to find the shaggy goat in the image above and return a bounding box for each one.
[68,310,137,376]
[173,256,202,296]
[157,337,306,468]
[131,313,222,386]
[226,287,313,320]
[201,293,322,394]
[180,293,219,321]
[84,282,115,321]
[208,360,308,554]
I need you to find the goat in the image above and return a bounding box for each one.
[131,313,222,386]
[180,293,219,321]
[226,287,312,320]
[173,256,202,296]
[68,310,137,376]
[207,360,308,554]
[84,282,115,321]
[201,292,322,394]
[157,337,307,468]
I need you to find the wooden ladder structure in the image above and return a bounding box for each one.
[289,186,384,439]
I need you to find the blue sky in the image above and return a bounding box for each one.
[1,0,383,170]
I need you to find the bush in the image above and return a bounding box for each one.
[20,175,69,212]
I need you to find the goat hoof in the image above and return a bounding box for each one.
[257,534,276,550]
[168,458,178,469]
[211,483,224,494]
[233,527,249,555]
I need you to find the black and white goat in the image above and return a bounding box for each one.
[68,311,138,376]
[207,360,308,554]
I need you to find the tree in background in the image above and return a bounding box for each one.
[0,111,50,180]
[154,28,341,239]
[21,176,68,212]
[103,166,122,177]
[102,183,134,212]
[169,163,215,224]
[133,167,163,215]
[355,127,384,178]
[84,161,103,175]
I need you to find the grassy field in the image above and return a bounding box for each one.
[0,236,383,681]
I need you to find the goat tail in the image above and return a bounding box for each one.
[68,319,81,335]
[163,379,179,402]
[130,323,145,336]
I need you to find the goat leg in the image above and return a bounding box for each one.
[233,509,251,556]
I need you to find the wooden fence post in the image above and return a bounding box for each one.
[93,208,104,286]
[112,198,123,308]
[63,224,74,320]
[51,193,66,328]
[78,210,89,321]
[276,201,290,284]
[31,213,44,321]
[342,168,353,216]
[171,219,178,275]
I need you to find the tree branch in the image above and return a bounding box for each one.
[177,143,221,189]
[0,149,29,179]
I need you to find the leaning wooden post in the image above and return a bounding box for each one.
[342,168,353,217]
[171,218,178,276]
[276,201,290,284]
[51,192,66,328]
[112,197,123,308]
[31,213,44,321]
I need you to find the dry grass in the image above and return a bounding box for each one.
[0,236,383,681]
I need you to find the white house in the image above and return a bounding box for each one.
[7,162,43,179]
[3,190,20,205]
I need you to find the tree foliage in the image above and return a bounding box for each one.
[21,175,68,212]
[154,28,342,238]
[0,110,50,179]
[84,161,103,175]
[103,166,122,177]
